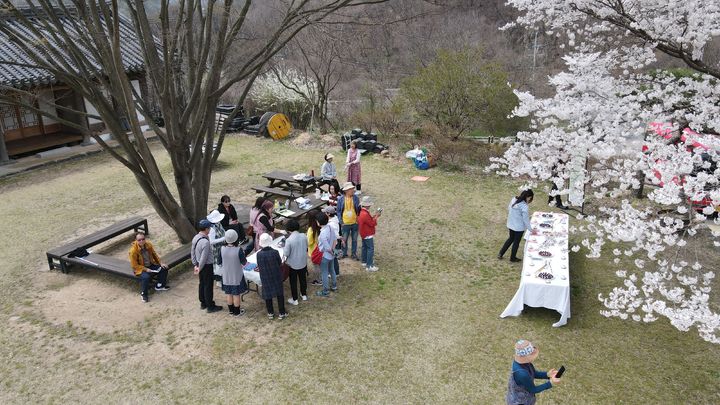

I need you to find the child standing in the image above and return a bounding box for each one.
[283,219,308,305]
[357,196,381,271]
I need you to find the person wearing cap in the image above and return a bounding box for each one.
[315,212,338,297]
[220,229,249,316]
[191,219,223,313]
[207,209,228,282]
[357,196,381,272]
[337,182,361,260]
[128,232,170,303]
[345,140,362,192]
[256,233,288,319]
[282,219,308,305]
[506,339,561,405]
[323,205,342,277]
[320,153,340,193]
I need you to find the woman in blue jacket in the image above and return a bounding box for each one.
[506,339,561,404]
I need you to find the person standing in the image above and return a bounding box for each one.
[207,209,227,283]
[323,205,342,277]
[283,219,308,305]
[357,196,381,272]
[320,153,341,193]
[128,232,170,303]
[315,212,338,297]
[345,140,362,192]
[220,229,249,317]
[498,189,534,263]
[307,209,322,286]
[256,233,287,320]
[337,182,360,260]
[248,197,267,244]
[506,339,561,405]
[192,219,223,313]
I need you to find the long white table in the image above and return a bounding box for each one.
[500,212,571,327]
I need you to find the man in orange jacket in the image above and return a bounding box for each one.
[129,232,170,303]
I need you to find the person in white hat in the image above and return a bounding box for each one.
[206,209,226,284]
[357,196,381,271]
[256,233,288,320]
[220,229,249,316]
[506,339,562,404]
[320,153,340,193]
[337,182,360,260]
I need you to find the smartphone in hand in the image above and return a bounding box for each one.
[555,365,566,378]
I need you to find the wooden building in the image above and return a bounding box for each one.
[0,7,149,163]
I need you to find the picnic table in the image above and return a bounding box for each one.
[262,170,319,195]
[274,196,327,220]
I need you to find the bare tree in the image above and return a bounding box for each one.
[0,0,385,242]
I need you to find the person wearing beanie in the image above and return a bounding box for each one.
[256,233,287,319]
[191,219,223,313]
[220,229,249,316]
[506,339,562,404]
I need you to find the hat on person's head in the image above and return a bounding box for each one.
[514,339,539,364]
[225,229,238,244]
[259,233,273,248]
[360,196,374,207]
[198,219,212,229]
[341,182,355,191]
[325,153,335,161]
[322,206,336,215]
[207,209,225,224]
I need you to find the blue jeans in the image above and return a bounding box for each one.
[361,238,375,267]
[320,257,337,294]
[137,264,168,295]
[341,223,358,257]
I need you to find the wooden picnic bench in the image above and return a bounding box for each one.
[46,216,148,273]
[60,243,191,280]
[251,185,294,198]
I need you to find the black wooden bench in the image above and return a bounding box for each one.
[46,216,148,273]
[251,185,294,198]
[60,243,191,280]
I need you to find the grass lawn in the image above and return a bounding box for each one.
[0,134,718,404]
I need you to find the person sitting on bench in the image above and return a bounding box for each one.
[129,232,170,303]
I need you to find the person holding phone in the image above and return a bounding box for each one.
[506,339,562,405]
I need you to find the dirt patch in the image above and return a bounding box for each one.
[289,131,340,149]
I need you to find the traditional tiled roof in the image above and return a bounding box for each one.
[0,6,145,89]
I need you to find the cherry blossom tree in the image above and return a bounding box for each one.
[490,1,720,342]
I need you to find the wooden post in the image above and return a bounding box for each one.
[0,129,9,164]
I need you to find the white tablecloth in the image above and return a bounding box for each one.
[243,237,285,287]
[500,212,571,327]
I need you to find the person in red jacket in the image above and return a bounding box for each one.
[357,196,381,272]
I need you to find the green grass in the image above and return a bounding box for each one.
[0,135,718,403]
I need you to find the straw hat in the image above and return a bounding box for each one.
[325,153,335,160]
[514,340,539,364]
[207,209,225,224]
[259,233,273,248]
[225,229,238,244]
[360,196,374,207]
[341,182,356,191]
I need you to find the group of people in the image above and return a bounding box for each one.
[128,149,380,322]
